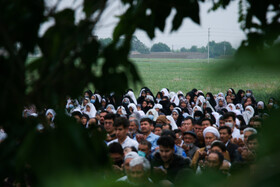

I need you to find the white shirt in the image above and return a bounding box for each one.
[232,127,241,139]
[108,136,139,150]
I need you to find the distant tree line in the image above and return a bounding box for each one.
[99,36,236,57]
[180,41,236,57]
[99,36,150,54]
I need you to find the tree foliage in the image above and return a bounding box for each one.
[131,36,150,54]
[151,42,171,52]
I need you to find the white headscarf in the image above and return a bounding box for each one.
[170,92,180,106]
[196,95,206,107]
[125,91,137,105]
[128,103,137,113]
[192,106,203,117]
[146,108,159,121]
[211,112,221,126]
[139,88,146,97]
[145,95,154,102]
[161,88,170,98]
[257,101,265,109]
[226,104,236,112]
[94,94,102,103]
[166,115,178,130]
[106,104,116,114]
[242,106,255,125]
[84,103,97,118]
[235,103,244,113]
[117,106,127,115]
[177,91,184,95]
[154,104,163,110]
[45,109,56,122]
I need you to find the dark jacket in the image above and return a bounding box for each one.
[152,152,190,183]
[226,141,240,162]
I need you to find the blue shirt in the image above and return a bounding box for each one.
[146,132,160,152]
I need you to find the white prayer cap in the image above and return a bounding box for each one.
[124,151,139,161]
[154,104,163,109]
[203,126,220,139]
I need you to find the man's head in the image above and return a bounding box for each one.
[156,115,168,125]
[252,117,263,130]
[219,116,225,127]
[210,140,227,153]
[201,118,213,129]
[203,126,220,147]
[180,117,194,132]
[114,117,129,141]
[247,134,259,152]
[154,124,162,136]
[194,122,204,139]
[123,151,139,174]
[183,131,197,145]
[218,126,232,144]
[157,136,175,163]
[81,114,89,126]
[223,112,236,130]
[207,151,224,170]
[138,140,152,158]
[140,118,153,135]
[108,142,124,167]
[162,123,172,130]
[129,119,139,134]
[99,110,108,125]
[72,110,82,123]
[243,127,257,145]
[129,157,151,184]
[104,113,116,134]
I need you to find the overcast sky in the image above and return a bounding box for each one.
[42,0,246,49]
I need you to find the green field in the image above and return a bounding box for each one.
[131,58,280,102]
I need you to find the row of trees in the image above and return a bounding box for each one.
[180,41,236,57]
[99,37,235,57]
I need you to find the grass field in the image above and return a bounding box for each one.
[131,58,280,102]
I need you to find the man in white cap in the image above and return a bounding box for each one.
[116,151,140,183]
[191,126,220,169]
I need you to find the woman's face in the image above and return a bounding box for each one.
[172,111,178,121]
[247,98,252,105]
[180,102,187,108]
[186,95,191,101]
[142,101,147,108]
[86,105,91,112]
[84,93,90,98]
[148,103,153,108]
[203,103,207,110]
[117,108,122,115]
[156,94,161,99]
[194,96,198,103]
[83,99,88,106]
[219,100,223,106]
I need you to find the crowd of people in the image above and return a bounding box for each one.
[4,87,279,185]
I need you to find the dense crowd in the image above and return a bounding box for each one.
[3,87,279,186]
